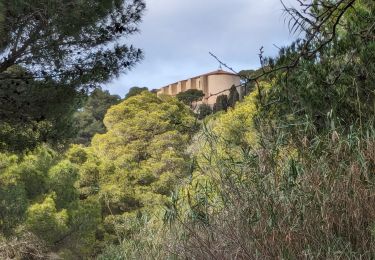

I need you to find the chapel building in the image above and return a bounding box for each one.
[157,69,242,105]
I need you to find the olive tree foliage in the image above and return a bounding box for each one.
[0,0,145,87]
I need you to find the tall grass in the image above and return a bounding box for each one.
[166,125,375,259]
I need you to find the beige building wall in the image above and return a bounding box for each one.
[176,82,182,93]
[181,80,187,92]
[206,74,241,105]
[191,78,197,90]
[171,83,178,95]
[157,70,241,106]
[168,85,173,95]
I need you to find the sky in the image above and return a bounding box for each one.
[105,0,298,97]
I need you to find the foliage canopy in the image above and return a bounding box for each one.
[0,0,145,87]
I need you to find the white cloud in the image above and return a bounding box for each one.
[105,0,297,96]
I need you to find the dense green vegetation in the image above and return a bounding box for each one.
[125,86,149,100]
[0,0,145,86]
[73,88,122,145]
[176,89,205,109]
[0,0,145,153]
[0,93,196,258]
[0,66,85,152]
[0,0,374,259]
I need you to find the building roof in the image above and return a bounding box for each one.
[200,69,238,77]
[160,69,239,89]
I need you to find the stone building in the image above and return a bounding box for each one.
[157,69,241,105]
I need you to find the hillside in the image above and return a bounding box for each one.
[0,0,374,259]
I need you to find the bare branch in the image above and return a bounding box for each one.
[207,0,357,101]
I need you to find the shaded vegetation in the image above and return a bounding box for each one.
[0,0,375,259]
[125,86,149,100]
[176,89,205,108]
[73,88,122,145]
[0,0,145,87]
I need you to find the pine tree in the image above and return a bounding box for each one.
[0,0,145,87]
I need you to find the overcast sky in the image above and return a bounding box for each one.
[105,0,297,97]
